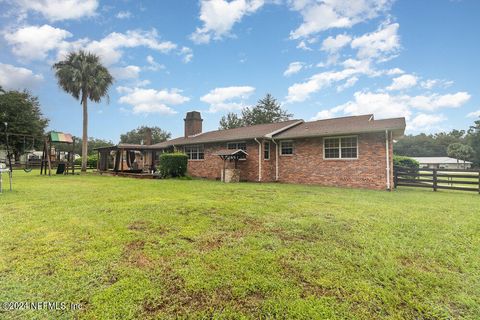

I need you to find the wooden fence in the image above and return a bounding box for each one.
[394,166,480,193]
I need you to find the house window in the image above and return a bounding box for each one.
[264,142,270,160]
[184,144,204,160]
[227,142,247,159]
[324,136,358,159]
[280,141,294,155]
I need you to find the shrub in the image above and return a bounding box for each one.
[159,153,188,178]
[74,154,97,168]
[87,154,98,168]
[393,155,419,171]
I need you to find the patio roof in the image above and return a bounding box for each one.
[215,149,249,157]
[94,144,165,151]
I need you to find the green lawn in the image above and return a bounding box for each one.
[1,171,479,319]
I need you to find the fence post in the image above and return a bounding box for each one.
[393,167,398,189]
[433,169,437,192]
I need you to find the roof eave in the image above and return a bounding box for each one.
[274,126,406,140]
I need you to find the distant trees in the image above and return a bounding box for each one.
[466,119,480,166]
[68,137,114,156]
[0,89,49,159]
[394,130,466,157]
[120,126,171,145]
[219,94,292,130]
[447,143,474,166]
[219,113,244,130]
[394,120,480,167]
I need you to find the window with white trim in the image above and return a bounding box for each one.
[227,142,247,159]
[324,136,358,159]
[280,141,294,155]
[184,144,204,160]
[264,142,270,160]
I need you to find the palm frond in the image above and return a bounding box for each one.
[52,50,114,104]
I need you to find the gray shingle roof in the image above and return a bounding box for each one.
[273,115,406,139]
[153,114,406,148]
[153,119,303,148]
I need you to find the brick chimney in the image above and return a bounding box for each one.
[184,111,202,137]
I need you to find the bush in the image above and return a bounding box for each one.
[159,153,188,178]
[393,155,419,170]
[74,154,97,168]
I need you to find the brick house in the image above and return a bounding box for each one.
[154,111,406,190]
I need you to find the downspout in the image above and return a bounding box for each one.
[272,138,279,181]
[254,138,262,182]
[385,129,391,190]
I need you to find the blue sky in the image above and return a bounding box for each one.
[1,0,479,142]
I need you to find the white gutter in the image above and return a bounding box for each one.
[385,129,391,190]
[272,138,279,181]
[254,138,262,182]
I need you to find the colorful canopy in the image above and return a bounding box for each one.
[50,132,73,143]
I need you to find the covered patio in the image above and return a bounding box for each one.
[95,144,165,178]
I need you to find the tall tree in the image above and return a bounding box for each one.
[0,89,49,159]
[218,94,292,129]
[120,126,171,145]
[219,112,244,130]
[53,51,113,172]
[242,93,292,126]
[466,119,480,166]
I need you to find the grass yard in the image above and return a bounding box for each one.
[1,171,479,319]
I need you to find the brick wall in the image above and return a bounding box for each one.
[183,132,393,190]
[276,132,393,190]
[186,140,261,182]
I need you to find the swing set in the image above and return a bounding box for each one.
[40,131,76,176]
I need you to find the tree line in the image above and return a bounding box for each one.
[394,123,480,166]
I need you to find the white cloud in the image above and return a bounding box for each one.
[116,11,132,19]
[321,34,351,53]
[289,0,393,39]
[118,87,190,114]
[386,74,417,91]
[409,113,446,131]
[283,62,304,77]
[180,46,194,63]
[466,110,480,118]
[408,92,471,111]
[286,59,374,103]
[83,29,177,65]
[4,26,183,66]
[145,55,165,71]
[111,65,141,80]
[200,86,255,112]
[0,63,43,90]
[311,108,342,120]
[296,40,313,51]
[351,22,400,61]
[16,0,98,21]
[336,76,358,92]
[385,68,404,75]
[190,0,265,44]
[311,91,471,124]
[4,24,72,61]
[420,79,454,90]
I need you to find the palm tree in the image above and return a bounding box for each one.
[53,51,113,172]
